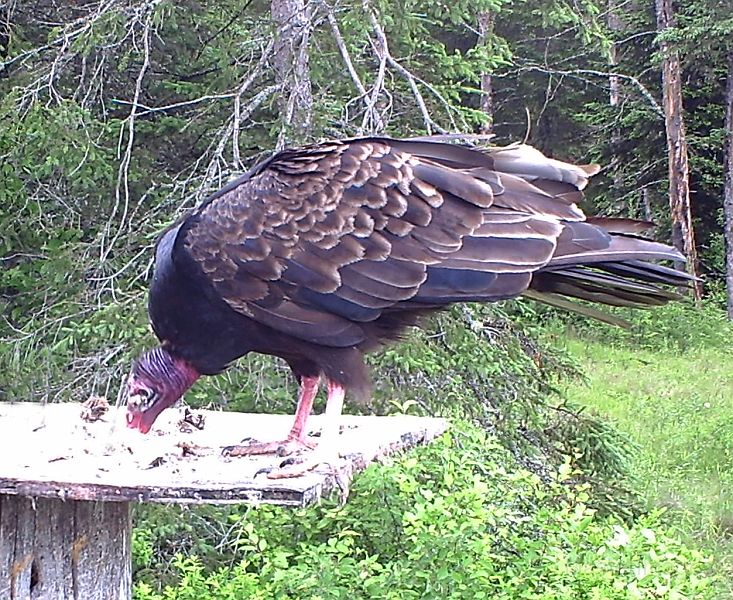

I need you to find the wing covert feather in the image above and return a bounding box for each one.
[173,136,675,345]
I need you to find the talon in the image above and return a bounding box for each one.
[220,436,317,458]
[262,451,345,479]
[221,445,244,457]
[254,466,274,478]
[276,444,293,457]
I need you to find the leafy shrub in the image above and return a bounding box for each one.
[132,422,717,599]
[367,303,644,519]
[371,304,582,428]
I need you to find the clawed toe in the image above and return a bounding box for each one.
[248,450,351,501]
[221,444,252,457]
[253,457,296,478]
[254,452,342,479]
[253,456,308,478]
[221,441,287,457]
[221,436,316,458]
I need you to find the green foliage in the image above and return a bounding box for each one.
[364,303,645,520]
[561,330,733,595]
[1,1,731,595]
[129,306,732,598]
[371,304,581,426]
[131,423,717,599]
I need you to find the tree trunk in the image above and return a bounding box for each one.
[478,11,494,135]
[654,0,702,299]
[271,0,313,146]
[724,48,733,318]
[608,0,623,195]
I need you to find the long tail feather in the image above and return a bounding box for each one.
[525,260,694,326]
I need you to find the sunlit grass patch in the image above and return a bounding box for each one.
[559,337,733,593]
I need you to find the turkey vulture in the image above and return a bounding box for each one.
[125,136,689,467]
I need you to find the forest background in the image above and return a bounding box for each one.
[1,0,733,597]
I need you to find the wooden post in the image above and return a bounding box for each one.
[0,402,448,600]
[1,496,130,600]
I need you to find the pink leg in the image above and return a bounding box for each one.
[318,380,345,447]
[287,375,320,441]
[265,380,346,480]
[222,375,321,457]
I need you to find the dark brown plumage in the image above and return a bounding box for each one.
[125,136,690,461]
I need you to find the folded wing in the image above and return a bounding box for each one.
[174,136,689,345]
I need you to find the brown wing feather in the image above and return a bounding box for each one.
[178,136,684,345]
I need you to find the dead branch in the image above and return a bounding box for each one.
[205,83,282,191]
[506,64,664,118]
[112,93,238,116]
[322,2,366,98]
[100,4,157,272]
[362,31,388,133]
[363,0,454,134]
[320,0,386,133]
[233,37,276,168]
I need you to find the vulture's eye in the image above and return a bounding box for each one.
[130,386,158,410]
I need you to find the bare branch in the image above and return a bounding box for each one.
[205,83,283,191]
[232,37,276,167]
[112,93,238,116]
[505,64,664,118]
[362,27,388,133]
[364,0,451,134]
[322,2,366,98]
[320,0,386,133]
[100,3,158,269]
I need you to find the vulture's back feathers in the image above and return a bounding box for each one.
[157,136,691,361]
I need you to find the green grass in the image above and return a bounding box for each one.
[557,336,733,592]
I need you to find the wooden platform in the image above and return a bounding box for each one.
[0,402,448,507]
[0,401,448,599]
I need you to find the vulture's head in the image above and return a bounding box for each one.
[125,347,200,433]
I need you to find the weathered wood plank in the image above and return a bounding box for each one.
[0,403,447,600]
[0,402,447,600]
[0,496,131,600]
[0,403,448,506]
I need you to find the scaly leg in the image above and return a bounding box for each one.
[264,380,346,479]
[222,376,320,457]
[317,380,345,451]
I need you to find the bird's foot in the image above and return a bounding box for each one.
[255,452,352,502]
[221,435,316,458]
[254,453,330,478]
